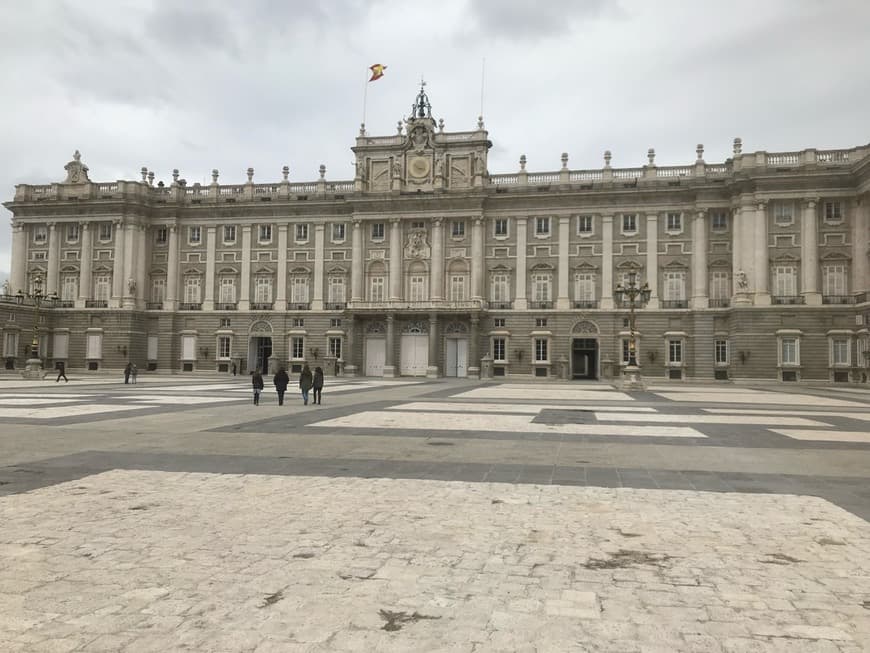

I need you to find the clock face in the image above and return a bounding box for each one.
[408,156,431,179]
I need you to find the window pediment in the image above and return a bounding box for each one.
[820,252,851,261]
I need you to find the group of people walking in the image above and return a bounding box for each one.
[251,364,323,406]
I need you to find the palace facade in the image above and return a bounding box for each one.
[3,88,870,383]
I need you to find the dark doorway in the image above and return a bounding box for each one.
[254,337,272,374]
[572,338,598,380]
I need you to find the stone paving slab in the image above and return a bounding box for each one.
[1,470,869,652]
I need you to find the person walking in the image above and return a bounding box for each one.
[273,367,289,406]
[252,370,264,405]
[131,364,138,384]
[312,366,324,405]
[55,362,68,383]
[231,362,237,376]
[123,362,132,384]
[299,363,313,405]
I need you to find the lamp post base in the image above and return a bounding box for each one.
[621,364,646,391]
[21,357,45,380]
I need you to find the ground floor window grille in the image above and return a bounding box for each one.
[218,336,231,359]
[291,337,305,360]
[714,339,728,365]
[492,337,506,362]
[534,338,548,362]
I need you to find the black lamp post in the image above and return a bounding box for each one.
[614,271,651,388]
[20,275,57,377]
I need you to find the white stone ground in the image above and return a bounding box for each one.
[1,471,869,652]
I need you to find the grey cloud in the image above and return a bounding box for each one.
[465,0,618,41]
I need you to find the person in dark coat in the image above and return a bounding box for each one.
[55,362,68,383]
[124,362,132,384]
[251,371,264,405]
[273,367,289,406]
[312,366,324,405]
[299,364,313,405]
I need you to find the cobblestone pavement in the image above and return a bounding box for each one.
[0,377,869,651]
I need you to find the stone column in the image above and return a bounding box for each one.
[312,223,325,310]
[121,221,138,308]
[351,220,363,303]
[239,225,252,310]
[383,313,397,377]
[430,218,444,301]
[166,224,179,310]
[601,215,614,309]
[202,226,216,311]
[754,201,770,305]
[691,210,708,309]
[515,217,528,309]
[389,218,402,301]
[427,312,439,378]
[645,214,659,308]
[136,224,147,309]
[853,194,869,294]
[46,223,60,297]
[470,217,484,302]
[77,223,92,307]
[731,206,742,288]
[801,198,821,305]
[557,216,570,309]
[468,314,480,379]
[344,316,357,377]
[276,224,288,310]
[112,219,125,307]
[10,224,27,294]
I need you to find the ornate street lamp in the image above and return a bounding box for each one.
[614,271,651,390]
[20,275,57,379]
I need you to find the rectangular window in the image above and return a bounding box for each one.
[668,340,683,364]
[98,223,112,241]
[295,224,309,242]
[94,275,111,301]
[832,339,849,366]
[711,211,728,230]
[774,203,793,226]
[451,221,465,237]
[328,336,342,359]
[184,277,202,303]
[156,226,168,244]
[332,223,346,241]
[710,271,730,299]
[622,339,631,364]
[291,337,305,359]
[492,337,506,362]
[61,276,78,301]
[258,224,272,242]
[219,278,235,303]
[218,336,231,359]
[535,318,548,328]
[255,278,273,303]
[188,226,201,244]
[330,318,341,328]
[824,201,842,222]
[33,225,47,243]
[534,338,548,362]
[574,273,595,301]
[371,223,385,240]
[715,339,728,364]
[411,221,425,230]
[577,215,593,234]
[490,274,509,303]
[494,219,508,237]
[532,274,551,302]
[622,214,637,232]
[781,338,797,365]
[369,276,385,301]
[535,217,550,236]
[219,318,231,328]
[449,274,466,301]
[151,278,166,303]
[493,318,506,328]
[66,223,79,242]
[666,212,682,232]
[328,277,346,303]
[292,318,304,327]
[291,277,308,303]
[409,275,427,302]
[663,271,686,301]
[773,266,797,297]
[823,265,847,296]
[223,225,236,243]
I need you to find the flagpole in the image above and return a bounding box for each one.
[480,57,486,120]
[361,66,369,132]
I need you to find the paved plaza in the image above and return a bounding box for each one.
[1,375,869,652]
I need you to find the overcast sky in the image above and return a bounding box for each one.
[2,0,869,282]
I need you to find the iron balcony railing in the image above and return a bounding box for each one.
[709,298,730,308]
[573,300,599,309]
[179,302,202,311]
[489,302,512,310]
[215,302,237,311]
[85,300,108,308]
[288,302,310,311]
[145,302,163,310]
[324,302,346,310]
[661,300,688,309]
[529,301,553,309]
[822,295,856,305]
[772,295,806,305]
[251,302,274,311]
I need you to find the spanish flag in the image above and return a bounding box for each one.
[369,64,387,82]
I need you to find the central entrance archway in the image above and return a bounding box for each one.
[248,320,273,375]
[571,320,600,380]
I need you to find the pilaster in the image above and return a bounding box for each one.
[122,221,137,308]
[239,225,252,310]
[275,224,288,311]
[77,222,92,307]
[383,314,397,377]
[645,214,659,309]
[111,219,125,307]
[46,223,60,296]
[312,223,325,310]
[430,218,444,300]
[801,198,821,305]
[427,313,439,378]
[556,216,570,309]
[351,220,363,303]
[514,217,528,310]
[691,211,708,309]
[853,194,870,294]
[135,224,147,310]
[166,224,179,311]
[10,223,27,294]
[600,215,614,309]
[389,218,402,301]
[471,217,484,301]
[754,201,770,305]
[203,226,216,311]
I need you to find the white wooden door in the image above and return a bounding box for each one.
[400,334,428,376]
[445,338,468,377]
[365,337,386,376]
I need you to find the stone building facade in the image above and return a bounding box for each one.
[3,88,870,383]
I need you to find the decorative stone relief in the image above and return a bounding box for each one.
[63,150,90,184]
[404,231,431,259]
